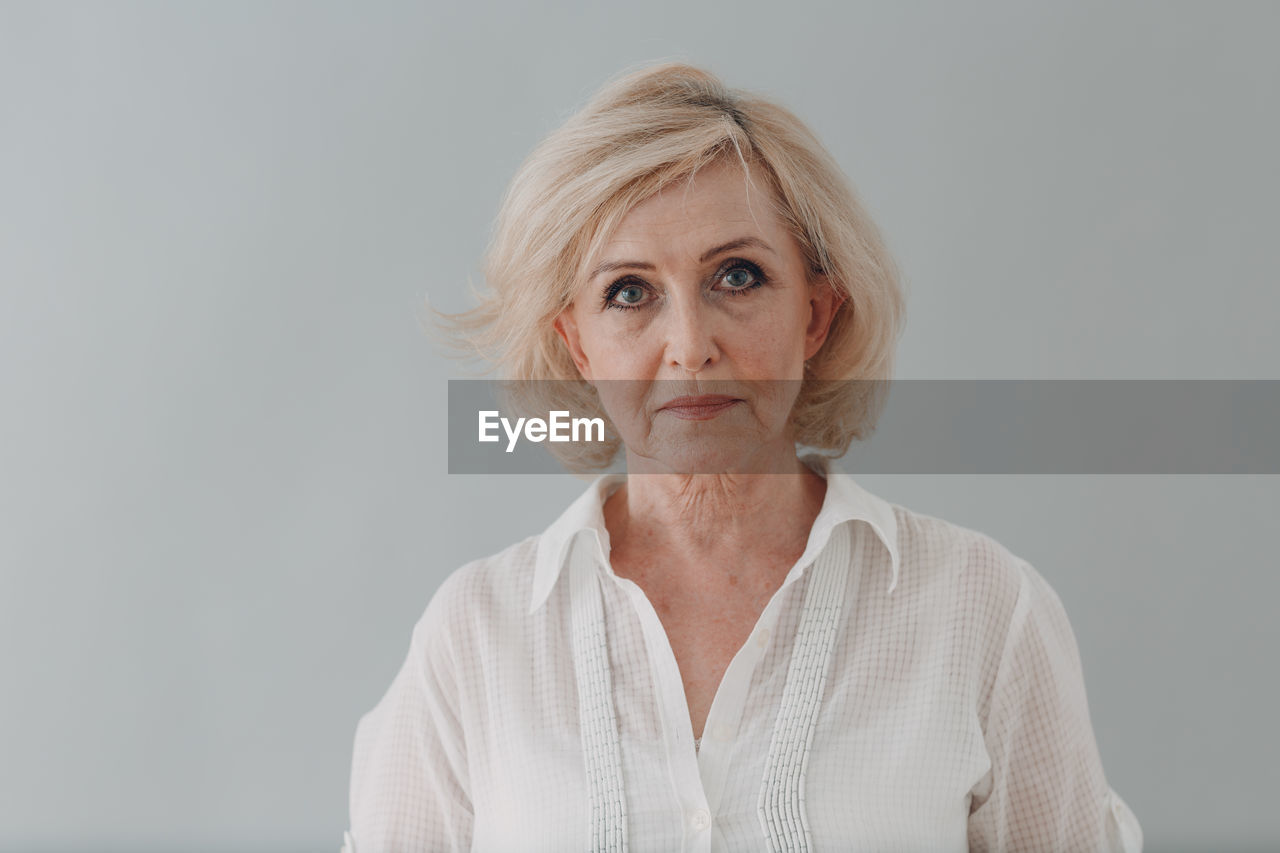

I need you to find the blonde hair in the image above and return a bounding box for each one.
[434,59,906,473]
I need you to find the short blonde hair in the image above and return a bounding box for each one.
[436,59,906,473]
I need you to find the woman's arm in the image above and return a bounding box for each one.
[345,578,473,851]
[967,560,1143,852]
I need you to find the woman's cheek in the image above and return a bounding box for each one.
[740,337,797,375]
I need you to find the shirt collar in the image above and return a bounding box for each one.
[529,452,902,615]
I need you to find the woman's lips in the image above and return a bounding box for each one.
[659,395,741,421]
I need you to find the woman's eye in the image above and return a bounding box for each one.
[615,284,645,305]
[603,281,649,311]
[719,262,766,294]
[603,261,766,311]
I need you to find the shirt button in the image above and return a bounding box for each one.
[690,808,711,831]
[755,627,771,649]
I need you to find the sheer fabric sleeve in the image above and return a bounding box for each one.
[345,578,472,852]
[968,560,1143,853]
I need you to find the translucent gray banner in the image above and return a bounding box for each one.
[446,380,1279,474]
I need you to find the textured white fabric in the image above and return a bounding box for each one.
[346,453,1142,852]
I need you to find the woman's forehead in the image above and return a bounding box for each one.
[590,179,789,268]
[616,160,772,231]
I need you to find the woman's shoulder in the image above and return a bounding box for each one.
[883,502,1078,686]
[418,534,543,632]
[886,501,1040,617]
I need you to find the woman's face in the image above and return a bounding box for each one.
[553,157,841,474]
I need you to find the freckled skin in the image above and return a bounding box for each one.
[551,156,843,740]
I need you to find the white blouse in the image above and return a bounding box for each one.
[344,453,1142,852]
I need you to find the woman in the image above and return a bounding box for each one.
[344,61,1143,852]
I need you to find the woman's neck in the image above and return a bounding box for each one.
[602,451,827,599]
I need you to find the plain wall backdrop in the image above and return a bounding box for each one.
[1,1,1277,851]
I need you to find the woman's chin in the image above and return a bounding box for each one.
[626,437,775,475]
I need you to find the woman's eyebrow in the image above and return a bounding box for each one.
[588,236,777,281]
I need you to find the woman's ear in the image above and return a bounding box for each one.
[803,274,845,361]
[553,309,594,383]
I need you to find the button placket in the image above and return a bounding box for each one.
[614,575,713,844]
[696,600,786,817]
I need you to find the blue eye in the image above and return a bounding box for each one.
[722,267,757,290]
[599,258,769,312]
[603,281,649,311]
[717,260,766,295]
[616,285,645,304]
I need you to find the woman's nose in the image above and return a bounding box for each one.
[663,298,720,374]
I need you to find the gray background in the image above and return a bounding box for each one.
[1,1,1276,850]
